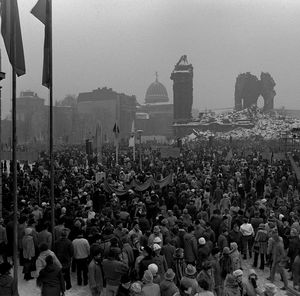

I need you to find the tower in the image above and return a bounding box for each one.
[170,55,193,122]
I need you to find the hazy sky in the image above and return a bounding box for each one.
[1,0,300,116]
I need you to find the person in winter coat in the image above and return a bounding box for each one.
[180,264,199,296]
[229,242,242,271]
[267,232,288,290]
[148,263,161,284]
[0,262,18,296]
[36,243,62,276]
[244,269,262,296]
[228,223,242,251]
[102,248,129,296]
[287,228,300,271]
[224,274,241,296]
[183,226,198,265]
[160,268,180,296]
[197,237,210,271]
[22,227,35,280]
[172,248,185,286]
[141,270,160,296]
[88,249,103,296]
[138,246,155,280]
[196,261,215,292]
[218,229,229,252]
[292,248,300,291]
[220,247,233,281]
[209,248,222,296]
[37,255,65,296]
[161,237,176,268]
[252,223,268,271]
[53,228,74,290]
[152,244,168,278]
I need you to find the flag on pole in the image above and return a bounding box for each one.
[129,120,135,147]
[113,122,120,135]
[31,0,51,88]
[0,0,26,76]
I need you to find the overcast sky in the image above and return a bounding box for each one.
[1,0,300,116]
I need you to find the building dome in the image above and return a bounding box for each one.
[145,73,169,104]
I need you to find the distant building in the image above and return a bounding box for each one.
[16,91,47,143]
[136,74,173,142]
[76,87,136,143]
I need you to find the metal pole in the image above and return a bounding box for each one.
[12,68,18,284]
[48,0,55,247]
[0,49,5,218]
[139,133,142,171]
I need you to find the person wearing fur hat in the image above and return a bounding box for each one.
[0,262,18,296]
[142,269,160,296]
[252,223,268,270]
[180,264,199,296]
[160,268,180,296]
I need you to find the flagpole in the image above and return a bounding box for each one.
[0,50,5,219]
[12,69,18,282]
[48,0,55,247]
[10,0,19,283]
[115,95,120,166]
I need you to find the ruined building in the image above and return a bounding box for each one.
[171,55,193,122]
[234,72,276,111]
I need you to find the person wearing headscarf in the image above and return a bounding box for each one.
[229,242,242,271]
[37,255,65,296]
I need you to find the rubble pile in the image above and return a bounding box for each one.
[188,107,300,140]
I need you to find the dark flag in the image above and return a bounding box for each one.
[0,0,26,76]
[31,0,51,88]
[113,122,120,135]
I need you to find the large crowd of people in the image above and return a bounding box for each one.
[0,141,300,296]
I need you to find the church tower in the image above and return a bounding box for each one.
[170,55,193,122]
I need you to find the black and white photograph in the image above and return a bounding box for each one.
[0,1,300,296]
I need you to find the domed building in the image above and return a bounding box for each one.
[145,74,169,104]
[136,73,173,142]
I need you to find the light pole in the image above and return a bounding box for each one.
[137,130,143,171]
